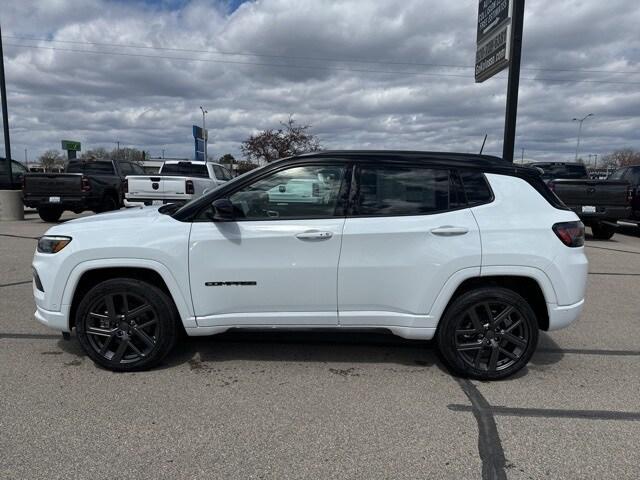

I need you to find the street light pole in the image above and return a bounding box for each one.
[0,22,13,185]
[573,113,593,162]
[199,106,208,162]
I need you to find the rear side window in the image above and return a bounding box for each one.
[459,171,493,205]
[352,165,451,216]
[213,165,232,180]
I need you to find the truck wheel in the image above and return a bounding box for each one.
[437,287,539,381]
[591,223,615,240]
[96,194,118,213]
[75,278,178,372]
[37,206,63,222]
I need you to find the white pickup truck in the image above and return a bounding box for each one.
[125,160,232,205]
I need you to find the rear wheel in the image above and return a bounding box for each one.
[437,287,539,380]
[37,206,63,222]
[95,194,119,213]
[75,278,178,371]
[591,222,615,240]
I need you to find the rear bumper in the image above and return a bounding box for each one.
[126,193,194,203]
[568,205,631,223]
[547,299,585,331]
[23,194,97,211]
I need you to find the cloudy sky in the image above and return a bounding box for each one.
[1,0,639,164]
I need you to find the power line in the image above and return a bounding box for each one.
[5,34,640,76]
[6,42,640,86]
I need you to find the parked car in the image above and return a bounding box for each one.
[125,160,232,205]
[0,157,29,189]
[32,151,588,380]
[528,162,630,240]
[608,165,640,221]
[22,159,136,222]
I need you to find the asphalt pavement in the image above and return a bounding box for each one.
[1,211,639,479]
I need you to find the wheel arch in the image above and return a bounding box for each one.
[63,260,194,331]
[430,268,554,331]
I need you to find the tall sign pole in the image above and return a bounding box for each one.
[0,23,13,184]
[475,0,525,163]
[501,0,525,163]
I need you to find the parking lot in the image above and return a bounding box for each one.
[1,211,639,480]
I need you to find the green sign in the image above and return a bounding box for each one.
[61,140,81,151]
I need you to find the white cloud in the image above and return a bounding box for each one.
[0,0,639,164]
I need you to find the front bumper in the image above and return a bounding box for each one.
[547,299,585,331]
[34,303,70,332]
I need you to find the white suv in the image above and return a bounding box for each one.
[32,151,588,380]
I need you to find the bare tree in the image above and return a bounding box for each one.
[235,160,259,175]
[80,147,110,161]
[601,148,640,168]
[241,115,321,164]
[38,149,65,172]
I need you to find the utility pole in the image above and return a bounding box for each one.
[161,149,165,160]
[0,22,13,185]
[521,148,524,163]
[199,106,208,162]
[502,0,525,163]
[24,148,27,168]
[573,113,593,161]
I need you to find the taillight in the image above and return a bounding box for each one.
[627,186,633,204]
[186,179,194,195]
[553,221,585,247]
[22,176,26,190]
[124,179,128,194]
[81,176,91,192]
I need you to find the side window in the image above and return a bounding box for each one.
[630,167,640,184]
[212,165,228,180]
[608,168,626,180]
[130,163,145,175]
[228,164,347,220]
[459,171,493,205]
[119,162,133,176]
[352,165,451,216]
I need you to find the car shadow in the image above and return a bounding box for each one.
[56,328,565,377]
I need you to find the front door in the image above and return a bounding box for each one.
[189,163,350,327]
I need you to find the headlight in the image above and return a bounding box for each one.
[37,236,72,254]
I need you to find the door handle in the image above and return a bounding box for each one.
[430,226,469,236]
[295,230,333,241]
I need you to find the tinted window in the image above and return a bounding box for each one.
[608,168,626,180]
[67,161,115,174]
[119,162,133,175]
[459,171,493,205]
[161,162,208,177]
[130,163,145,174]
[533,163,588,180]
[213,165,232,181]
[353,165,450,216]
[229,165,346,220]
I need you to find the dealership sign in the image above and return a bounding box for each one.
[61,140,81,151]
[193,125,208,161]
[475,0,513,83]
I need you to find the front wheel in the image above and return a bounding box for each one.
[75,279,178,371]
[591,222,615,240]
[437,287,539,380]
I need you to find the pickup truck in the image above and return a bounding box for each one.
[125,160,232,205]
[608,165,640,223]
[22,159,139,222]
[528,162,630,240]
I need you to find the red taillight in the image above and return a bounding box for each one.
[553,221,585,247]
[81,176,91,192]
[186,179,194,195]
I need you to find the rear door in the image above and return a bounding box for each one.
[337,163,481,328]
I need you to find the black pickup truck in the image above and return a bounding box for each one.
[22,159,133,222]
[528,162,631,240]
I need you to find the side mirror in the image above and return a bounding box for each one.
[211,198,235,221]
[278,184,286,193]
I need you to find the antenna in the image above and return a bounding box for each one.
[479,134,488,155]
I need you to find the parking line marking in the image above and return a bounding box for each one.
[0,333,61,340]
[0,233,39,240]
[0,280,32,288]
[586,245,640,255]
[449,404,640,422]
[456,379,507,480]
[538,347,640,356]
[589,272,640,276]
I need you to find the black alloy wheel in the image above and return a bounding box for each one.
[437,287,538,380]
[76,279,177,371]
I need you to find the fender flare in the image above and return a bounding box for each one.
[60,258,195,327]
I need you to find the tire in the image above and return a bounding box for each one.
[75,278,178,371]
[591,222,615,240]
[95,194,119,213]
[37,206,63,222]
[436,287,539,381]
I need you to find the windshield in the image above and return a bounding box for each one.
[161,162,208,177]
[532,163,587,180]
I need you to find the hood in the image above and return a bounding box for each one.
[44,206,168,236]
[67,206,161,225]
